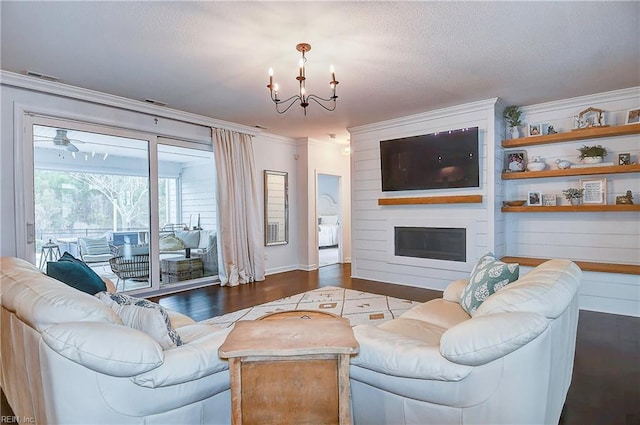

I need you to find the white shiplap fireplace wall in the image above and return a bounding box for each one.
[348,98,503,291]
[349,89,640,317]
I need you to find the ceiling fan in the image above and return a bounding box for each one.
[34,129,84,152]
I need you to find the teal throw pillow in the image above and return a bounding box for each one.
[46,252,107,295]
[460,253,519,315]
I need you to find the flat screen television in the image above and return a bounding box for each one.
[380,127,479,191]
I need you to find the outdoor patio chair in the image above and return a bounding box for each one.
[77,237,117,263]
[109,254,150,291]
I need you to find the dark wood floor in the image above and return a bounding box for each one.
[3,264,638,424]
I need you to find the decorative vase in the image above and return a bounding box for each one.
[527,156,546,171]
[582,156,603,164]
[570,198,582,206]
[509,126,519,140]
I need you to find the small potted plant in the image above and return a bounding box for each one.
[562,188,585,206]
[577,144,608,164]
[503,106,523,139]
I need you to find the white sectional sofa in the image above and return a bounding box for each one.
[350,259,582,425]
[0,257,231,425]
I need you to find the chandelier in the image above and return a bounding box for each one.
[267,43,339,115]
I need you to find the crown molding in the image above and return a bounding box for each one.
[347,98,498,136]
[520,87,640,115]
[0,70,261,136]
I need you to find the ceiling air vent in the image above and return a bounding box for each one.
[144,98,168,107]
[23,70,60,82]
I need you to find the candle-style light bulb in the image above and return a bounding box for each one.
[268,68,273,77]
[274,83,279,93]
[268,68,274,90]
[301,87,306,96]
[330,65,336,81]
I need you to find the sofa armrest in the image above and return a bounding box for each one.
[351,325,473,381]
[132,327,232,388]
[42,322,163,377]
[443,279,468,302]
[440,312,548,366]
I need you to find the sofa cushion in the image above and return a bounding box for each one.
[1,257,122,332]
[474,259,582,320]
[42,322,163,377]
[440,312,549,366]
[79,237,112,255]
[175,231,200,249]
[198,230,216,250]
[46,252,107,295]
[460,253,519,316]
[159,234,185,251]
[96,292,183,349]
[400,299,470,330]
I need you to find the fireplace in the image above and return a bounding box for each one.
[394,227,466,262]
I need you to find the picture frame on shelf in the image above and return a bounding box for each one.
[576,107,606,129]
[528,123,542,136]
[580,178,607,205]
[504,150,527,173]
[542,194,557,206]
[528,191,542,206]
[625,108,640,125]
[618,153,631,165]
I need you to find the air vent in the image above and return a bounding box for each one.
[144,98,168,107]
[23,70,60,82]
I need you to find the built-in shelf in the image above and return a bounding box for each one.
[502,123,640,148]
[501,204,640,213]
[378,195,482,206]
[502,164,640,180]
[501,256,640,275]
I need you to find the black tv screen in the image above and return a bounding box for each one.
[380,127,479,191]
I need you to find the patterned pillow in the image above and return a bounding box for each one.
[460,253,519,316]
[96,292,183,349]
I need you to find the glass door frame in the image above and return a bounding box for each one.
[21,114,162,293]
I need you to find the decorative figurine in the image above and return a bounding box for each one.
[555,159,572,169]
[547,125,558,134]
[616,190,634,205]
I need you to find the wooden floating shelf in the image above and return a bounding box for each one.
[501,256,640,275]
[502,123,640,148]
[378,195,483,206]
[502,164,640,180]
[501,204,640,213]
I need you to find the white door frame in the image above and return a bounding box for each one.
[315,170,342,267]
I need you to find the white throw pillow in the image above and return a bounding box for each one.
[96,292,183,349]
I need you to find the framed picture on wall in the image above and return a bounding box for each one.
[528,191,542,206]
[580,178,607,205]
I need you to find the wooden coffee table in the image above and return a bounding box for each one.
[219,314,359,425]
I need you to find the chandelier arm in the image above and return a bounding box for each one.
[306,95,337,112]
[274,96,302,114]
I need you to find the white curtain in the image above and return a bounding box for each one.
[213,128,265,286]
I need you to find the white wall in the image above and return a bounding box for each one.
[252,133,300,275]
[349,99,500,291]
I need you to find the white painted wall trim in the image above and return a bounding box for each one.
[348,98,498,135]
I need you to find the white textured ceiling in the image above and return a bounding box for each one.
[1,1,639,144]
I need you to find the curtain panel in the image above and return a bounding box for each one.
[213,129,265,286]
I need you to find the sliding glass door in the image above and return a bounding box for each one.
[23,115,217,293]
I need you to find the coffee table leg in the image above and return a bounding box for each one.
[229,357,242,425]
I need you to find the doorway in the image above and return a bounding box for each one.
[317,173,341,267]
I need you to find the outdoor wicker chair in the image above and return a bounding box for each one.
[108,254,150,291]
